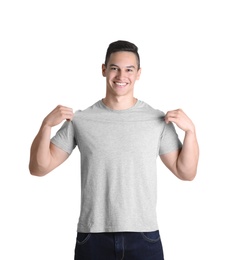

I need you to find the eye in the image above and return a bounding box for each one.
[110,67,118,71]
[127,69,133,72]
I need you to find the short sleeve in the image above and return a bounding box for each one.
[51,120,76,154]
[159,122,182,155]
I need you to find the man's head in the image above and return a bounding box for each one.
[102,40,141,99]
[104,40,140,70]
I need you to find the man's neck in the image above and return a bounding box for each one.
[102,96,137,110]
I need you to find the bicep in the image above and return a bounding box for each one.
[49,142,70,171]
[159,149,181,179]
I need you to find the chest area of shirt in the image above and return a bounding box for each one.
[75,119,164,155]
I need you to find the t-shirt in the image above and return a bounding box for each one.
[51,100,182,233]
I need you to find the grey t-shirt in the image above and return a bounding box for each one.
[51,100,182,233]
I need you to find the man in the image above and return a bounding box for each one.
[29,40,199,260]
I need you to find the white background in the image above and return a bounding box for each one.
[1,0,240,259]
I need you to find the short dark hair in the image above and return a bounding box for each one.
[104,40,140,69]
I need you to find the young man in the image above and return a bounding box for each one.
[29,40,199,260]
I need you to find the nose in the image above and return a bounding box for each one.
[116,69,126,79]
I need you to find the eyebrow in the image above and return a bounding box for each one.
[109,64,136,69]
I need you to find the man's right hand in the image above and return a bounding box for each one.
[42,105,74,127]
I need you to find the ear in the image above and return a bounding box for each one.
[136,68,142,80]
[102,64,106,77]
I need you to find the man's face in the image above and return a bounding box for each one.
[102,51,141,98]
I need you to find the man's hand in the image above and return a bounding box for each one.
[162,108,199,181]
[43,105,74,128]
[164,109,195,133]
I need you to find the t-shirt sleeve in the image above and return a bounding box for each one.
[158,121,182,155]
[50,120,76,154]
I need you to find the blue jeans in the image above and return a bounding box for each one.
[74,230,164,260]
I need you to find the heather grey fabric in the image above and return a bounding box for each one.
[51,100,182,232]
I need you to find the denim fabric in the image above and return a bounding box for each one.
[74,230,164,260]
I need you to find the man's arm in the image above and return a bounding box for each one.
[29,105,74,177]
[160,109,199,181]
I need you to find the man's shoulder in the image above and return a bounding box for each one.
[72,99,166,122]
[74,100,102,115]
[137,100,165,117]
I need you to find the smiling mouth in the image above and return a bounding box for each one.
[114,82,128,87]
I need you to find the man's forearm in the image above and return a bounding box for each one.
[29,123,52,176]
[177,130,199,181]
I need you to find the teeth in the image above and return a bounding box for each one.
[116,82,126,86]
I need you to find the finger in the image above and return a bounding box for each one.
[65,113,74,121]
[165,112,176,123]
[165,109,184,121]
[56,106,73,118]
[165,116,176,124]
